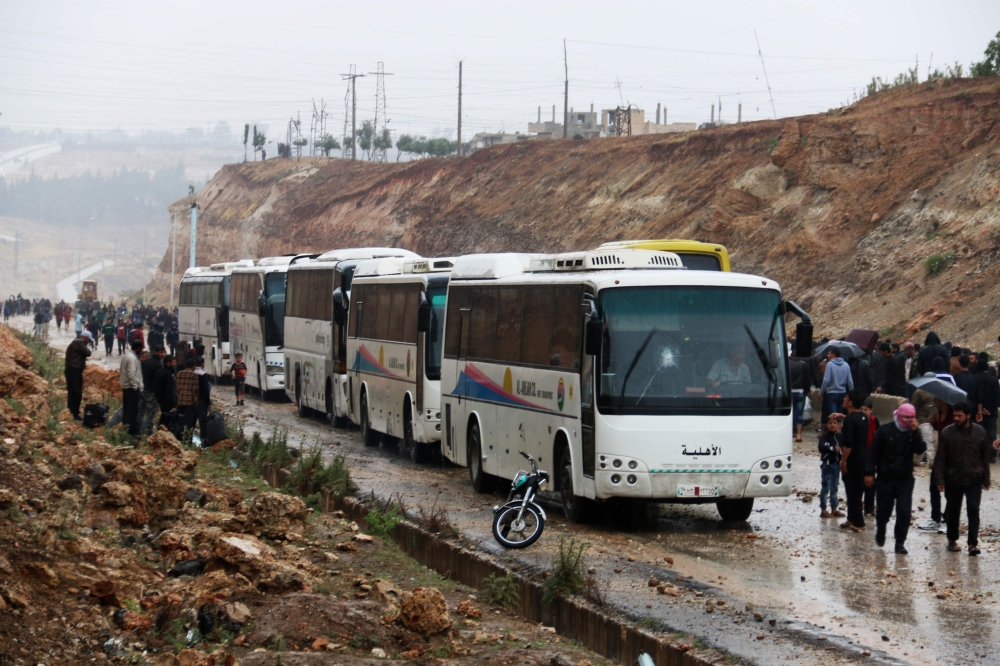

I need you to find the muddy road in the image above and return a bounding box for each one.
[34,319,1000,665]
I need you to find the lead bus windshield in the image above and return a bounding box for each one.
[597,286,789,416]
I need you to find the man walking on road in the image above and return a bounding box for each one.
[933,402,990,556]
[64,330,92,421]
[166,323,179,357]
[102,318,115,357]
[839,390,870,532]
[865,403,926,554]
[975,358,1000,463]
[120,340,144,438]
[820,347,854,427]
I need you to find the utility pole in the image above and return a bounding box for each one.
[457,60,463,157]
[563,39,569,139]
[170,212,177,308]
[341,66,365,160]
[369,62,394,163]
[189,202,198,268]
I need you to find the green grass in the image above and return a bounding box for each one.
[541,537,588,605]
[924,252,955,275]
[482,572,520,611]
[365,503,402,539]
[4,397,25,417]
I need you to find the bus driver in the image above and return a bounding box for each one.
[706,344,751,390]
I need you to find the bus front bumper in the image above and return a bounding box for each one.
[594,459,791,501]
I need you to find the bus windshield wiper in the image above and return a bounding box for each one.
[743,324,776,411]
[618,327,658,411]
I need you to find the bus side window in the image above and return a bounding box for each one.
[458,309,471,360]
[521,287,553,367]
[550,286,583,369]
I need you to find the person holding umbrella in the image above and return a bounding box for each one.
[933,402,990,556]
[865,403,925,555]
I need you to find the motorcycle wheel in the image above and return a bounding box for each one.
[492,504,544,549]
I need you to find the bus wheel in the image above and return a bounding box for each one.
[360,394,380,447]
[558,450,591,524]
[405,404,428,463]
[716,498,754,522]
[468,422,492,493]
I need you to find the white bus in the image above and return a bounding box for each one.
[177,260,254,378]
[229,254,317,398]
[283,248,419,422]
[346,257,453,462]
[439,249,809,523]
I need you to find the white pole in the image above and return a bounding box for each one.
[170,212,177,308]
[189,203,197,268]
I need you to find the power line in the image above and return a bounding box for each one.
[755,29,778,120]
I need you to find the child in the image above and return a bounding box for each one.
[818,414,844,518]
[861,399,880,516]
[230,352,248,406]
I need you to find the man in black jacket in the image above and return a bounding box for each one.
[865,403,926,554]
[954,355,976,397]
[916,332,948,376]
[933,402,990,555]
[839,390,870,531]
[64,331,93,420]
[154,355,178,430]
[974,359,999,463]
[139,346,164,437]
[883,348,908,397]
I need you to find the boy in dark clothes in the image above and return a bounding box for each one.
[861,398,880,516]
[819,415,844,518]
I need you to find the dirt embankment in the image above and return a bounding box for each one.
[152,77,1000,346]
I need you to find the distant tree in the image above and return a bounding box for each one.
[293,137,309,160]
[373,129,393,162]
[971,30,1000,77]
[252,126,267,161]
[357,120,375,160]
[243,124,250,162]
[317,134,341,158]
[395,134,414,161]
[425,138,457,157]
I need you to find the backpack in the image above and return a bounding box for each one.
[204,412,228,446]
[83,404,110,428]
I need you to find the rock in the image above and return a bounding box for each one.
[90,580,120,606]
[168,559,206,578]
[212,534,271,577]
[223,601,252,624]
[756,634,765,640]
[457,599,482,618]
[400,587,452,636]
[754,612,763,621]
[371,648,387,658]
[0,488,16,510]
[211,439,235,453]
[85,463,108,491]
[336,542,359,552]
[176,649,213,666]
[57,475,84,491]
[24,563,59,588]
[0,556,11,575]
[1,586,30,608]
[99,482,134,508]
[354,533,374,542]
[82,365,122,399]
[312,637,330,651]
[372,578,407,610]
[244,492,308,539]
[322,552,340,563]
[648,577,659,587]
[115,610,153,631]
[664,557,674,566]
[185,488,208,507]
[148,429,184,457]
[705,600,714,613]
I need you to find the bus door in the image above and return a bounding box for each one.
[581,295,597,481]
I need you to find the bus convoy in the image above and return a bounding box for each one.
[176,240,811,523]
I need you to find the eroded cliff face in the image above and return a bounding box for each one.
[154,77,1000,346]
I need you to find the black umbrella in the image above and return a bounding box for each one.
[814,340,865,360]
[908,376,968,405]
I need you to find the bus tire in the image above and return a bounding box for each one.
[557,445,591,524]
[716,498,754,522]
[468,421,492,493]
[360,393,380,447]
[404,402,428,463]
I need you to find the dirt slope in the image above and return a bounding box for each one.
[152,77,1000,346]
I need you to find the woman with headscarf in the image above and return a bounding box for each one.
[864,403,926,555]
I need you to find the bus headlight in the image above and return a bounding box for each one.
[760,461,769,470]
[626,474,637,485]
[774,459,783,469]
[773,475,783,485]
[628,460,637,470]
[266,365,282,376]
[760,475,769,485]
[611,474,621,484]
[613,459,622,468]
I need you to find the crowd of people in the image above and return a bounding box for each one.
[791,331,997,558]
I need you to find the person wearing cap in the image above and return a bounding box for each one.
[65,330,93,421]
[865,403,926,554]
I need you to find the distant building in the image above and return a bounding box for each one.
[602,107,695,136]
[464,132,527,154]
[529,105,601,139]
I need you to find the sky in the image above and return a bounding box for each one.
[1,0,998,142]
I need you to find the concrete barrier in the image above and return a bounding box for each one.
[806,389,905,425]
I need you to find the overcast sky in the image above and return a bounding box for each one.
[2,0,998,141]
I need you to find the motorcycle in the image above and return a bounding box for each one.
[492,451,548,548]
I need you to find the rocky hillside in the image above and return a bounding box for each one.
[153,77,1000,347]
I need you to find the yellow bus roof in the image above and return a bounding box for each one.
[597,239,731,271]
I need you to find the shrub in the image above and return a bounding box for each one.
[541,537,587,605]
[924,252,955,275]
[481,572,520,611]
[365,493,403,539]
[414,496,458,539]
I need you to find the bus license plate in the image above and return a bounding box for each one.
[677,486,720,498]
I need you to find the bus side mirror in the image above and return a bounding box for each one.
[257,294,266,317]
[332,288,346,326]
[417,293,430,333]
[585,318,602,356]
[795,322,813,358]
